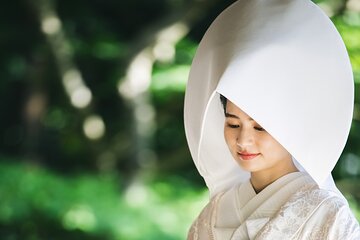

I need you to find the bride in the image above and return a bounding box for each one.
[183,0,360,239]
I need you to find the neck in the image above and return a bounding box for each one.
[250,161,298,194]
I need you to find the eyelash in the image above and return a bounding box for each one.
[254,127,265,131]
[227,124,265,131]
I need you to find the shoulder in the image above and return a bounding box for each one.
[288,184,351,222]
[285,181,347,210]
[256,181,359,239]
[297,186,353,217]
[313,192,360,239]
[290,187,360,239]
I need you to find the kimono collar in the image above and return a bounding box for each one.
[184,0,354,197]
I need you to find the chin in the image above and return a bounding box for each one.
[235,161,259,172]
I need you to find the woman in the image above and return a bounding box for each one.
[183,0,360,239]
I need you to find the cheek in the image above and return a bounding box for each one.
[224,128,235,146]
[261,136,289,158]
[259,136,278,153]
[260,136,273,149]
[224,128,230,145]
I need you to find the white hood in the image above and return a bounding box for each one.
[184,0,354,197]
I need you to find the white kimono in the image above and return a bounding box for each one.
[187,172,360,240]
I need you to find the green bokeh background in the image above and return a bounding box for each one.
[0,0,359,239]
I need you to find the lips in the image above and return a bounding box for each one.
[237,152,260,160]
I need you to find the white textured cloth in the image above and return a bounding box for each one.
[187,172,360,239]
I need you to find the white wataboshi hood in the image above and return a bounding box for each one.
[184,0,354,197]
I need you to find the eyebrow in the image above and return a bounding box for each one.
[225,112,254,121]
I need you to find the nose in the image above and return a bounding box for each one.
[236,127,254,148]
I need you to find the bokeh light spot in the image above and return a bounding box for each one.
[41,15,61,35]
[83,115,106,140]
[63,205,96,232]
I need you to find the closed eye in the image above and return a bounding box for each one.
[254,126,265,131]
[227,124,239,128]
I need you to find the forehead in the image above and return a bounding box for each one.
[226,100,254,120]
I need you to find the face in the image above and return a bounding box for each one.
[224,100,294,175]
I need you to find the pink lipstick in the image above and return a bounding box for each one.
[237,152,260,160]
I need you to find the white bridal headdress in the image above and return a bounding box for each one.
[184,0,354,197]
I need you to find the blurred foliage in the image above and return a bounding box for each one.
[0,158,208,240]
[0,0,359,239]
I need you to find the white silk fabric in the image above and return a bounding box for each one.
[187,172,360,239]
[184,0,354,197]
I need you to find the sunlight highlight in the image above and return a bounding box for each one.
[62,69,92,108]
[71,86,92,108]
[153,22,189,63]
[157,22,188,42]
[41,15,61,35]
[37,1,94,110]
[116,20,190,183]
[63,205,96,232]
[118,49,153,99]
[125,183,149,207]
[347,0,360,12]
[153,42,175,62]
[83,115,106,140]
